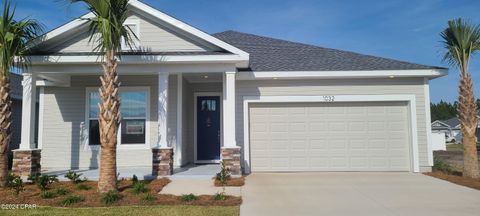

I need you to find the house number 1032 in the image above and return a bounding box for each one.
[323,96,335,102]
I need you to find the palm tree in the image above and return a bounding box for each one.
[441,18,480,178]
[0,0,42,187]
[68,0,136,192]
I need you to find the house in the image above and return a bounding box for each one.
[431,116,480,143]
[11,0,447,177]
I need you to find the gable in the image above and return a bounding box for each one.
[36,11,219,54]
[29,0,249,64]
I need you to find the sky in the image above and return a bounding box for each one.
[13,0,480,103]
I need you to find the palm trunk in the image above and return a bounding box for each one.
[0,72,11,187]
[458,71,479,178]
[97,50,121,193]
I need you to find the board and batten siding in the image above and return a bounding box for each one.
[48,11,215,53]
[235,77,431,171]
[41,75,178,170]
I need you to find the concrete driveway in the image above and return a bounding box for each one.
[241,173,480,216]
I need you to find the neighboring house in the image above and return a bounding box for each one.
[12,0,448,177]
[431,116,480,143]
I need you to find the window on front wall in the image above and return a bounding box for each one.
[88,89,148,146]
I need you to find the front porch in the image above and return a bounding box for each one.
[13,70,242,177]
[44,164,220,181]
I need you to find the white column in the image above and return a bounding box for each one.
[175,73,183,165]
[157,73,169,148]
[19,73,37,150]
[223,71,237,147]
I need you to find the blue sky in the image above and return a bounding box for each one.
[14,0,480,102]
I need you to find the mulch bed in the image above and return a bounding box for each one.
[0,178,242,208]
[214,177,245,187]
[425,171,480,190]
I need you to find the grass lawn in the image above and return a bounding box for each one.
[1,205,239,216]
[446,143,463,151]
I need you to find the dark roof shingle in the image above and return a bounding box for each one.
[213,30,444,72]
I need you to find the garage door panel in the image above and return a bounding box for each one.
[250,102,411,172]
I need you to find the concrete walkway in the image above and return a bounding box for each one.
[160,179,242,196]
[241,173,480,216]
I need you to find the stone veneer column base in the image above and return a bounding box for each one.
[221,147,242,176]
[12,149,41,177]
[152,147,173,176]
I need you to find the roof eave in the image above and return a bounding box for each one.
[236,68,448,80]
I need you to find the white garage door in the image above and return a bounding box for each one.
[249,102,411,172]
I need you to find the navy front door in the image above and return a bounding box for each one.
[196,96,221,162]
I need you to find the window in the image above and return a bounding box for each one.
[87,88,148,147]
[121,22,140,51]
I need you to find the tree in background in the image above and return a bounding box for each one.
[430,100,458,121]
[0,0,42,187]
[440,18,480,178]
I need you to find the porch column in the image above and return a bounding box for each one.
[152,72,173,176]
[222,71,241,175]
[13,73,41,177]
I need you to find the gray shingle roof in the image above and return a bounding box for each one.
[10,73,22,100]
[213,30,444,72]
[442,117,460,128]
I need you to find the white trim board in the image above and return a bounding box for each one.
[242,94,420,174]
[424,78,434,166]
[193,92,223,164]
[237,69,448,80]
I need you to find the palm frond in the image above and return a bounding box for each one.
[68,0,136,59]
[0,0,43,75]
[440,18,480,73]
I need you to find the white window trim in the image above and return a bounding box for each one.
[84,86,150,151]
[193,92,223,164]
[242,94,419,174]
[121,19,141,51]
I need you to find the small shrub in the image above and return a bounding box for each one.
[433,157,462,175]
[101,191,121,204]
[215,161,231,186]
[40,191,56,199]
[141,193,156,202]
[36,174,58,191]
[132,174,138,184]
[6,172,16,186]
[8,175,24,196]
[180,193,197,202]
[27,173,41,184]
[213,191,226,201]
[55,188,70,196]
[64,170,83,184]
[62,195,84,206]
[76,184,92,190]
[132,181,149,194]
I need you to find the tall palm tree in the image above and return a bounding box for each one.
[68,0,136,192]
[0,0,42,187]
[441,18,480,178]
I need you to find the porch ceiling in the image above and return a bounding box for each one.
[183,72,222,83]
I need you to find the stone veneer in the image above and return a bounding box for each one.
[152,147,173,176]
[12,149,41,177]
[221,147,242,175]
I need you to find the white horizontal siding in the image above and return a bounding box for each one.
[236,78,430,168]
[41,75,178,170]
